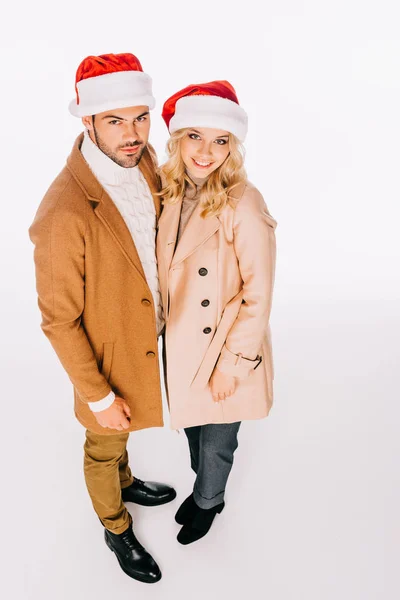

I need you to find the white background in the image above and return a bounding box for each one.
[1,1,399,598]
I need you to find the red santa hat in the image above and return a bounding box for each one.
[162,80,248,142]
[69,53,155,117]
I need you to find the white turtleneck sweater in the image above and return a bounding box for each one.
[81,131,164,412]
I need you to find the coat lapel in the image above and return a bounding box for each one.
[171,200,220,267]
[139,144,161,221]
[67,134,161,282]
[94,190,146,279]
[157,199,183,275]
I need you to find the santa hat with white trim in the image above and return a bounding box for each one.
[69,53,155,117]
[162,80,248,142]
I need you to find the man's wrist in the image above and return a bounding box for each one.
[88,391,115,413]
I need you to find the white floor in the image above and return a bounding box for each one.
[8,297,398,600]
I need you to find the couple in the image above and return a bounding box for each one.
[29,52,277,584]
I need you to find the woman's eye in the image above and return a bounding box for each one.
[215,139,227,145]
[189,133,201,140]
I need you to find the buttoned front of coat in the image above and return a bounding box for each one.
[157,181,277,430]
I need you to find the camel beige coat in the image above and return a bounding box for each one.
[157,182,277,430]
[29,134,164,435]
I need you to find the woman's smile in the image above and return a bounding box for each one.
[191,158,214,169]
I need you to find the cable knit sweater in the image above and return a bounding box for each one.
[81,131,164,411]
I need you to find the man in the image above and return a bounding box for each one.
[29,53,175,584]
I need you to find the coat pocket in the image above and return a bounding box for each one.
[100,342,114,382]
[190,290,244,390]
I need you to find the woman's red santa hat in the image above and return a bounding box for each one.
[162,80,248,142]
[69,53,155,117]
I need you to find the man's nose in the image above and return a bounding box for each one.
[122,122,139,140]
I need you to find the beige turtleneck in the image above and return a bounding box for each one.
[177,174,209,244]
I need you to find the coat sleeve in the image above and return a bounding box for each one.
[29,182,112,404]
[215,186,277,379]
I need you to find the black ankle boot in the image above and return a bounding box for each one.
[177,501,225,545]
[104,525,161,583]
[175,493,198,525]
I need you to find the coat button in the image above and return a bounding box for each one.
[203,327,212,334]
[201,299,210,307]
[198,268,208,276]
[146,351,155,358]
[141,298,151,306]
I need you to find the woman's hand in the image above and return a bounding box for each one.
[209,368,237,402]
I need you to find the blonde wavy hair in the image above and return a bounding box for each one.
[159,128,247,218]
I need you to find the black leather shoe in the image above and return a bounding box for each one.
[104,526,161,583]
[175,493,198,525]
[121,477,176,507]
[177,501,225,545]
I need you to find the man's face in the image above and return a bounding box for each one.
[82,105,150,168]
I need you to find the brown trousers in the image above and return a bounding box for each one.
[83,430,134,535]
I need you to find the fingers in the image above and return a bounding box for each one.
[113,418,130,431]
[212,386,236,402]
[212,392,220,402]
[123,402,131,418]
[120,415,131,430]
[210,372,237,403]
[108,419,129,431]
[224,384,236,398]
[212,392,228,403]
[96,416,130,431]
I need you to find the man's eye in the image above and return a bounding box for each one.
[189,133,201,140]
[136,116,147,122]
[109,120,121,125]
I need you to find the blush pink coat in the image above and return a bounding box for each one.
[156,181,277,430]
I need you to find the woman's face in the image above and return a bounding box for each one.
[180,127,230,178]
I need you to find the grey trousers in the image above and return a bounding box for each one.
[184,422,241,509]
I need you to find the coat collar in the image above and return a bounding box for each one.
[157,198,182,275]
[158,181,247,273]
[66,133,161,281]
[171,199,220,267]
[67,133,161,215]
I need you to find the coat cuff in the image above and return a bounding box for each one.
[88,390,116,413]
[216,345,263,379]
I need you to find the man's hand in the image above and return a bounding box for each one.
[94,396,131,431]
[209,368,237,402]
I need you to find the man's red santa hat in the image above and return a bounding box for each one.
[162,80,248,142]
[69,53,155,117]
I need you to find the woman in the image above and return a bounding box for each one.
[156,81,277,545]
